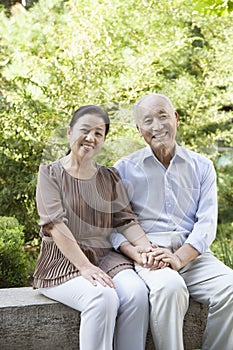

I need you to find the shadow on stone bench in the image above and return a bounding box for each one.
[0,287,208,350]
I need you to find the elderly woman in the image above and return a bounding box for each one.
[33,105,152,350]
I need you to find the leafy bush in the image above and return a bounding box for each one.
[218,165,233,228]
[212,223,233,268]
[0,0,232,256]
[0,216,29,288]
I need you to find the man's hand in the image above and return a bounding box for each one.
[149,248,182,271]
[120,242,170,269]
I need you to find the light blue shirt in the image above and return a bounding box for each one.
[111,144,218,254]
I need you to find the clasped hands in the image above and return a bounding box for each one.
[78,244,183,288]
[135,244,182,271]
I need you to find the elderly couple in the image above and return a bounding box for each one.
[33,94,233,350]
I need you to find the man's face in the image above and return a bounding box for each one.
[136,96,178,155]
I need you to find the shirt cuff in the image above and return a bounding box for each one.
[110,231,128,250]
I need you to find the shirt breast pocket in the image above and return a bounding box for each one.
[175,187,200,217]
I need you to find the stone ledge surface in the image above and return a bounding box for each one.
[0,287,208,350]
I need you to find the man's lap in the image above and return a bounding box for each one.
[180,252,233,304]
[134,252,233,303]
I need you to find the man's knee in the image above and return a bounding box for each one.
[210,273,233,310]
[147,268,189,300]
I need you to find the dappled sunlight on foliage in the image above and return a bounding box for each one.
[0,0,232,266]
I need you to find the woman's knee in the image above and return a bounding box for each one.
[84,284,120,315]
[114,270,149,310]
[42,277,120,315]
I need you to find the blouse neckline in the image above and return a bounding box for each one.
[58,159,100,181]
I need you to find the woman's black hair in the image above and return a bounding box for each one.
[69,105,110,137]
[66,105,110,155]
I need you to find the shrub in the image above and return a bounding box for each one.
[211,223,233,268]
[0,216,28,288]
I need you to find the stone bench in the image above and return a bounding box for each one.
[0,287,208,350]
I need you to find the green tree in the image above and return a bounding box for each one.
[0,0,232,254]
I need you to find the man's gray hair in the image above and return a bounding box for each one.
[133,93,175,121]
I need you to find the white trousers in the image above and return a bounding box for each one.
[135,252,233,350]
[40,269,149,350]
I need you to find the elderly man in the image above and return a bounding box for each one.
[112,94,233,350]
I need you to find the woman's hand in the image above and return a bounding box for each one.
[79,262,115,288]
[144,250,169,270]
[134,245,156,267]
[134,245,168,269]
[119,242,154,266]
[50,223,115,288]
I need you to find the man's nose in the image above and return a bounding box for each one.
[152,118,162,130]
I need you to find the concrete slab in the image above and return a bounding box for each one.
[0,287,55,307]
[0,287,208,350]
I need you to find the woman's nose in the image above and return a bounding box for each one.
[85,131,95,141]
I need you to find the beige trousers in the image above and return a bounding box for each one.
[135,252,233,350]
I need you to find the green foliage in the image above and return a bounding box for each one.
[0,0,232,256]
[218,165,233,225]
[0,216,29,287]
[212,223,233,268]
[194,0,233,15]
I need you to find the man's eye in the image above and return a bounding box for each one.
[144,119,152,124]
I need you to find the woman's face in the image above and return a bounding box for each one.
[68,113,106,161]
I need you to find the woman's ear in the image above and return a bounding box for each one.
[67,127,72,139]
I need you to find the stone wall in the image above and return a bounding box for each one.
[0,287,208,350]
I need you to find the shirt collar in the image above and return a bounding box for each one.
[174,144,192,163]
[143,143,189,163]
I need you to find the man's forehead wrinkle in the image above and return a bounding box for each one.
[134,94,175,122]
[138,105,169,118]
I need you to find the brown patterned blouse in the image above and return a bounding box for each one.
[33,160,138,288]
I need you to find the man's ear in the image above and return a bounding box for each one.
[136,124,142,136]
[175,111,179,125]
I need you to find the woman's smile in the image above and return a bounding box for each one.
[81,142,95,151]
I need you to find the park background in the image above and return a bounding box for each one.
[0,0,232,288]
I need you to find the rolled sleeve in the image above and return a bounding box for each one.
[36,163,67,227]
[110,230,128,250]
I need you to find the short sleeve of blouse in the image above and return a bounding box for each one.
[36,162,67,227]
